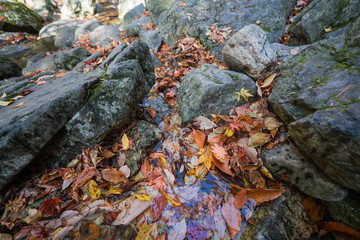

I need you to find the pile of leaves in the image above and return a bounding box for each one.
[206,23,232,44]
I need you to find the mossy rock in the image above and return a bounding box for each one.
[0,1,43,34]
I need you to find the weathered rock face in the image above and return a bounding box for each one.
[241,189,313,239]
[178,64,256,124]
[261,142,348,201]
[288,0,360,46]
[0,45,30,62]
[223,24,277,80]
[0,40,155,190]
[122,3,145,27]
[118,0,144,20]
[0,58,21,80]
[0,1,43,34]
[23,47,91,74]
[145,0,296,58]
[88,25,121,48]
[18,0,57,16]
[269,33,360,193]
[61,0,96,19]
[126,121,162,176]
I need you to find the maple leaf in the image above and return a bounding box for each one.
[197,148,213,170]
[235,88,254,102]
[39,197,63,217]
[211,144,229,163]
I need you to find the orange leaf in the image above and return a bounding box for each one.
[73,167,100,188]
[211,144,229,163]
[212,154,233,176]
[177,2,187,7]
[324,222,360,240]
[234,189,246,210]
[302,196,324,223]
[141,156,151,178]
[101,168,124,183]
[191,128,206,149]
[148,105,156,119]
[55,71,70,79]
[221,197,241,239]
[100,147,115,159]
[246,188,282,204]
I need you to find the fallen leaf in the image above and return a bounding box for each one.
[234,189,246,210]
[119,165,131,178]
[11,102,24,109]
[168,218,187,240]
[101,168,123,183]
[73,167,100,188]
[237,138,260,163]
[148,105,156,119]
[135,221,154,240]
[121,133,130,150]
[0,100,12,106]
[255,20,262,25]
[100,147,115,159]
[260,166,275,181]
[1,92,6,98]
[162,190,181,207]
[164,169,175,185]
[36,80,47,85]
[20,208,42,224]
[152,193,166,221]
[177,2,187,7]
[246,188,282,203]
[88,179,101,199]
[248,133,271,147]
[236,88,254,102]
[324,27,332,32]
[302,196,324,223]
[221,196,241,239]
[141,156,151,178]
[191,128,206,149]
[324,222,360,240]
[260,73,276,89]
[192,116,217,130]
[212,155,233,176]
[211,144,229,163]
[39,197,63,217]
[197,148,213,170]
[133,192,151,201]
[264,117,283,130]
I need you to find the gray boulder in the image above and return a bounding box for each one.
[222,24,277,80]
[122,3,145,27]
[261,142,348,201]
[126,121,162,176]
[0,40,155,190]
[124,15,152,37]
[0,58,22,80]
[0,1,43,34]
[89,25,121,48]
[18,0,57,16]
[146,0,296,59]
[271,43,309,62]
[139,29,162,51]
[0,45,30,62]
[23,47,91,74]
[118,0,144,20]
[39,19,79,39]
[288,0,360,46]
[61,0,96,19]
[269,35,360,193]
[54,26,75,49]
[241,189,313,239]
[178,64,256,124]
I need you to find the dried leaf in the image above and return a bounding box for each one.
[20,208,42,224]
[264,117,283,130]
[197,148,213,170]
[211,144,229,163]
[235,88,254,102]
[260,166,275,181]
[88,180,101,200]
[135,221,154,240]
[101,168,123,183]
[1,92,6,98]
[248,133,271,147]
[148,105,156,119]
[221,197,241,239]
[302,196,324,223]
[119,165,131,178]
[168,219,187,240]
[164,169,175,185]
[73,167,100,188]
[234,189,246,210]
[133,192,151,201]
[191,128,206,149]
[162,190,181,207]
[39,197,63,217]
[260,73,276,89]
[152,194,166,221]
[212,155,234,176]
[0,100,12,106]
[100,147,115,159]
[246,188,282,203]
[324,222,360,240]
[192,116,217,130]
[237,138,260,163]
[121,133,130,151]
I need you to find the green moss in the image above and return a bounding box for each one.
[90,80,105,98]
[261,25,271,33]
[330,45,360,74]
[311,76,330,87]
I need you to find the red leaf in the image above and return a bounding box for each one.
[152,193,167,221]
[39,197,63,217]
[21,90,34,96]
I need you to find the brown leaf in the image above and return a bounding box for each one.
[148,105,156,119]
[237,138,260,163]
[234,189,246,210]
[117,152,127,167]
[210,144,229,163]
[191,128,206,149]
[324,222,360,240]
[119,165,131,178]
[192,116,217,130]
[100,147,115,159]
[246,188,282,204]
[101,168,124,183]
[221,196,241,239]
[73,167,100,188]
[152,193,166,222]
[212,154,233,176]
[302,196,324,223]
[264,117,283,131]
[248,133,271,147]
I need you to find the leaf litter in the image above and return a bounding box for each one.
[1,16,357,240]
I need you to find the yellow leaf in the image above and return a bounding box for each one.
[11,102,24,109]
[235,88,253,102]
[132,192,151,201]
[260,166,275,181]
[261,73,276,88]
[0,100,12,106]
[197,148,213,170]
[108,185,123,195]
[255,20,262,25]
[135,221,154,240]
[225,127,234,137]
[264,117,283,130]
[89,180,101,199]
[1,92,7,98]
[162,189,181,207]
[324,27,332,32]
[121,133,130,150]
[248,133,271,147]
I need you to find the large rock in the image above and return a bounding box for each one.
[122,3,145,27]
[0,45,30,61]
[88,25,121,48]
[61,0,96,19]
[261,142,348,201]
[288,0,360,46]
[118,0,144,20]
[223,24,277,80]
[145,0,296,58]
[125,121,162,176]
[0,58,21,80]
[0,1,43,34]
[241,189,313,239]
[269,34,360,193]
[0,40,154,189]
[18,0,57,16]
[178,64,256,124]
[23,47,91,74]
